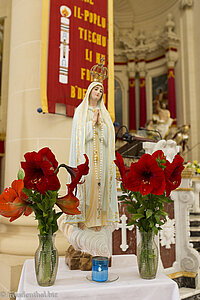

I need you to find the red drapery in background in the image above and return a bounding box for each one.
[139,77,147,128]
[129,78,136,131]
[168,68,176,121]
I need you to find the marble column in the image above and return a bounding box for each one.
[165,49,178,121]
[127,60,136,131]
[179,0,198,159]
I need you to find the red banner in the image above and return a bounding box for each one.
[46,0,108,117]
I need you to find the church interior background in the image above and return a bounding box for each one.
[0,0,200,299]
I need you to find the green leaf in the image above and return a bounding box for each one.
[37,203,45,212]
[146,209,153,219]
[43,211,48,217]
[119,195,127,201]
[38,223,44,230]
[52,223,58,234]
[160,211,168,217]
[47,214,54,226]
[164,197,173,203]
[124,200,134,206]
[127,205,135,214]
[131,213,144,220]
[54,211,63,221]
[137,207,145,214]
[155,214,161,223]
[22,187,34,198]
[152,227,158,235]
[121,182,125,191]
[127,219,136,226]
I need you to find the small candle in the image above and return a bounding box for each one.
[92,256,108,282]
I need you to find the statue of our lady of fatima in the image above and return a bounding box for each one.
[58,58,119,260]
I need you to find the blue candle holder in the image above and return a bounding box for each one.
[92,256,108,282]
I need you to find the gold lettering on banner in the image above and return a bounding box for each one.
[74,6,106,28]
[86,69,91,81]
[77,6,82,19]
[85,49,93,62]
[81,67,93,81]
[96,52,105,63]
[71,85,96,99]
[77,87,82,99]
[71,86,76,98]
[81,68,86,80]
[78,27,107,47]
[82,88,87,98]
[82,0,94,5]
[72,2,108,102]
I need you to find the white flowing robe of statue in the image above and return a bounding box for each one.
[58,81,119,257]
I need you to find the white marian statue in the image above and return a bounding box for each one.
[58,60,119,257]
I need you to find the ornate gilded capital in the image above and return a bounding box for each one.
[0,133,6,141]
[179,0,194,9]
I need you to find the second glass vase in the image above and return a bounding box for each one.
[137,231,158,279]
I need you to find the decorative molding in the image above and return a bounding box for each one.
[160,217,175,249]
[143,140,180,163]
[115,214,134,251]
[114,13,179,64]
[172,189,200,273]
[179,0,194,9]
[114,0,177,24]
[163,14,179,69]
[182,168,194,178]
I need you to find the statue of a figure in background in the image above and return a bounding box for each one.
[147,93,174,139]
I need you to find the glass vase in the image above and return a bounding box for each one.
[35,234,58,286]
[137,231,158,279]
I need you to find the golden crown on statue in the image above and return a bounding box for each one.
[90,57,108,83]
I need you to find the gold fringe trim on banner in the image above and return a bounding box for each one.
[41,0,50,113]
[108,0,115,123]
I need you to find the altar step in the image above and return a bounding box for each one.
[180,287,200,299]
[190,212,200,252]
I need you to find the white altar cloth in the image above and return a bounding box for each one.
[16,255,179,300]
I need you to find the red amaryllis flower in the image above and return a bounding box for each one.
[126,154,166,195]
[0,179,32,222]
[114,152,130,187]
[21,147,60,194]
[152,150,167,169]
[165,154,184,196]
[56,193,81,215]
[65,154,89,194]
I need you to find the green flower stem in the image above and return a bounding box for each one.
[40,237,51,283]
[137,231,158,279]
[35,234,58,286]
